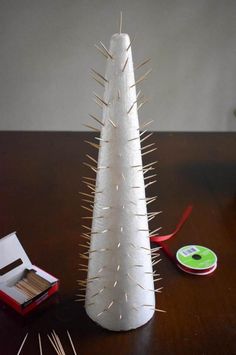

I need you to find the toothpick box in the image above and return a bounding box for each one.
[0,232,59,315]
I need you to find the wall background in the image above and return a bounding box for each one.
[0,0,236,131]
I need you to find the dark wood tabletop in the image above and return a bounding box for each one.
[0,132,235,355]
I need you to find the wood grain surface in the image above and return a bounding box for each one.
[0,132,235,355]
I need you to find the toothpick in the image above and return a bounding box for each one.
[97,165,110,170]
[82,200,93,207]
[122,57,129,72]
[127,99,138,114]
[95,137,109,143]
[139,129,148,137]
[81,205,93,212]
[117,89,121,99]
[91,75,105,87]
[97,310,105,317]
[142,160,158,169]
[84,140,100,149]
[86,154,98,164]
[125,292,128,302]
[133,264,144,267]
[38,333,43,355]
[140,143,155,151]
[126,35,135,51]
[99,41,113,59]
[53,330,66,355]
[148,207,156,216]
[132,304,139,311]
[79,192,94,198]
[87,184,96,192]
[130,69,152,88]
[93,98,103,109]
[140,246,152,251]
[136,89,142,100]
[83,162,97,172]
[137,98,149,111]
[82,185,96,193]
[128,136,140,142]
[89,113,104,126]
[82,224,91,231]
[138,120,154,130]
[119,11,123,34]
[140,132,153,143]
[141,148,157,156]
[83,123,100,132]
[142,167,155,174]
[151,246,162,251]
[91,68,108,82]
[48,334,61,355]
[144,174,157,181]
[140,195,157,201]
[82,176,96,181]
[91,228,109,234]
[51,332,63,355]
[149,227,162,236]
[17,333,28,355]
[134,58,151,70]
[108,118,117,128]
[107,300,114,309]
[67,330,78,355]
[148,211,162,217]
[153,277,162,282]
[93,92,109,106]
[137,282,146,290]
[155,308,166,313]
[155,287,164,293]
[94,44,109,59]
[145,180,157,188]
[15,284,32,299]
[152,259,162,267]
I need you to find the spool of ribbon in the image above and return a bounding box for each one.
[150,205,217,275]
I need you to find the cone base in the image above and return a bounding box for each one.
[85,306,155,331]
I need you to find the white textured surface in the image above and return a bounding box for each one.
[85,34,155,331]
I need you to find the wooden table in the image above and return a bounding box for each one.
[0,132,235,355]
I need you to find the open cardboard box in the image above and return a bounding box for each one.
[0,232,59,315]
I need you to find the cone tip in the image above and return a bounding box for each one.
[111,33,130,41]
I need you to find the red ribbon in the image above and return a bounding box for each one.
[150,205,193,243]
[150,205,193,265]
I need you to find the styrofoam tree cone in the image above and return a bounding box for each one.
[84,33,156,331]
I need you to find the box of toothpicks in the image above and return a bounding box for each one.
[0,232,59,315]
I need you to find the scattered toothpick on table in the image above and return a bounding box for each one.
[38,333,43,355]
[67,330,78,355]
[48,330,78,355]
[17,333,28,355]
[48,330,66,355]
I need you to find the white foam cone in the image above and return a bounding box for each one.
[85,33,155,331]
